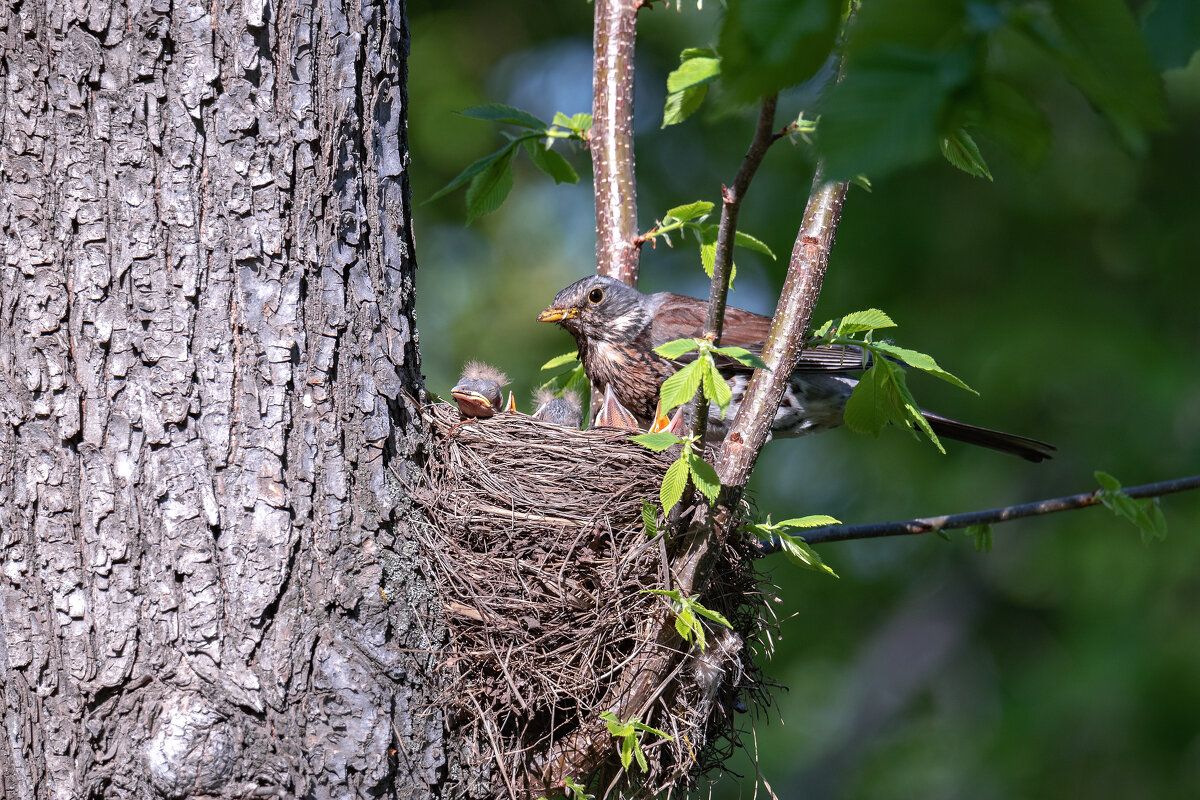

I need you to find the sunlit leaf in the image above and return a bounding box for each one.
[661,457,690,514]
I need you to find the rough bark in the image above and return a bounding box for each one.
[0,1,458,797]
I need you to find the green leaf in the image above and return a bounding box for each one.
[659,360,703,410]
[661,457,690,514]
[1033,0,1167,151]
[427,146,511,203]
[465,145,517,223]
[552,111,594,133]
[843,362,892,436]
[701,359,733,416]
[630,721,673,740]
[641,499,659,538]
[940,127,993,180]
[687,453,721,504]
[833,309,896,335]
[777,531,839,577]
[629,431,684,452]
[1142,0,1200,71]
[663,85,709,128]
[965,524,993,552]
[733,230,776,260]
[690,600,734,630]
[1094,470,1122,491]
[718,0,842,101]
[654,338,700,359]
[619,736,634,771]
[667,56,722,93]
[870,342,977,394]
[774,514,840,529]
[524,140,579,184]
[699,237,718,279]
[541,351,579,371]
[459,103,547,130]
[664,201,714,222]
[713,345,768,369]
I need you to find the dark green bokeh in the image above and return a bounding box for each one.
[407,2,1200,797]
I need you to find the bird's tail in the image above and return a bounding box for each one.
[922,411,1056,463]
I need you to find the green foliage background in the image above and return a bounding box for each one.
[407,1,1200,797]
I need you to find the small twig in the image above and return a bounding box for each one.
[758,475,1200,550]
[691,95,780,445]
[592,0,640,286]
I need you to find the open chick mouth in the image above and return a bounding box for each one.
[450,390,496,418]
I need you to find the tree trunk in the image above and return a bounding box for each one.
[0,1,462,797]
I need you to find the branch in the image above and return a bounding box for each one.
[758,475,1200,550]
[592,0,640,287]
[692,94,779,443]
[714,171,849,489]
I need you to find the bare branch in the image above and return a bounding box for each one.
[714,172,849,489]
[592,0,640,286]
[691,95,779,443]
[758,475,1200,550]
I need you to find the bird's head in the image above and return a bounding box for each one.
[536,276,650,344]
[451,361,508,418]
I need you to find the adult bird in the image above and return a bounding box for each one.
[536,276,1054,461]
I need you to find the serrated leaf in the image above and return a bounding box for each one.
[659,360,703,410]
[777,531,839,577]
[630,721,673,740]
[654,338,701,359]
[619,735,634,771]
[664,201,715,222]
[661,457,690,514]
[426,146,510,203]
[687,453,721,503]
[843,363,891,436]
[886,360,946,453]
[459,103,546,130]
[541,351,579,371]
[835,309,896,335]
[667,56,722,92]
[700,238,718,278]
[733,230,776,260]
[775,514,840,529]
[630,431,684,452]
[690,600,734,629]
[870,342,976,394]
[673,613,692,642]
[663,84,709,128]
[940,127,993,180]
[713,345,768,369]
[641,499,659,538]
[465,145,517,223]
[524,139,578,184]
[702,359,733,416]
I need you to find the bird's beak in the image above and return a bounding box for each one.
[536,306,580,323]
[450,388,496,418]
[504,391,517,413]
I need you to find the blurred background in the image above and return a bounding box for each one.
[406,2,1200,797]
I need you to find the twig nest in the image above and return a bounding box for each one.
[410,402,771,798]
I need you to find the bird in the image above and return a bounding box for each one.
[593,384,641,431]
[450,361,509,419]
[536,275,1055,461]
[532,388,583,429]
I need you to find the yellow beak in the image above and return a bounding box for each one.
[536,306,580,323]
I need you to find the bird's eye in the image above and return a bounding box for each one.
[588,287,605,304]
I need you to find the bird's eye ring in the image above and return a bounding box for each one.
[587,287,605,304]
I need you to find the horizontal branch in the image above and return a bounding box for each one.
[759,475,1200,550]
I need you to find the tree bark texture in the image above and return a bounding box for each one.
[0,1,457,797]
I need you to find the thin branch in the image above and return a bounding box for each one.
[592,0,640,287]
[714,171,849,489]
[692,94,779,443]
[758,475,1200,550]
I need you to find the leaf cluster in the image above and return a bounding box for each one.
[598,711,674,774]
[1095,471,1168,543]
[428,104,591,222]
[642,589,734,652]
[638,201,775,286]
[748,515,841,577]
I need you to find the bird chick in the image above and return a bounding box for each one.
[532,388,583,429]
[451,361,509,419]
[593,384,640,431]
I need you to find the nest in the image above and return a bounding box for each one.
[408,402,773,798]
